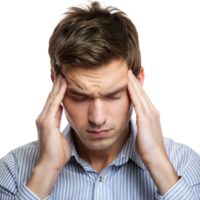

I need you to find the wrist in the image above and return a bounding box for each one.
[37,161,62,175]
[26,164,61,199]
[145,155,179,196]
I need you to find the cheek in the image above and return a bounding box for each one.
[62,96,87,123]
[122,92,132,114]
[123,90,132,107]
[125,90,133,117]
[62,97,82,132]
[109,91,132,116]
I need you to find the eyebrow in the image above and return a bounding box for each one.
[67,85,127,97]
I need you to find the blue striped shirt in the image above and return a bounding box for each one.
[0,117,200,200]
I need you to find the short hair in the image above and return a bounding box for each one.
[48,1,141,77]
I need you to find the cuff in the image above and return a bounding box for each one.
[14,182,52,200]
[155,176,197,200]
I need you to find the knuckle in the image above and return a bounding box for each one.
[40,123,45,130]
[156,108,160,117]
[40,120,48,130]
[35,118,39,126]
[50,99,57,107]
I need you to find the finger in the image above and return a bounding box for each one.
[59,105,63,131]
[47,78,67,119]
[46,73,64,109]
[34,72,62,136]
[128,70,157,114]
[127,70,146,106]
[56,102,63,128]
[39,73,63,121]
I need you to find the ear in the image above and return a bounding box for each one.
[136,66,145,87]
[51,69,54,83]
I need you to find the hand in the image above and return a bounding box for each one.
[35,73,71,172]
[127,69,167,165]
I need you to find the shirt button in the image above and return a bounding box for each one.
[99,176,102,182]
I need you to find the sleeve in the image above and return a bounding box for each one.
[154,143,200,200]
[0,152,52,200]
[14,182,52,200]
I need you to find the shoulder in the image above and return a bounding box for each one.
[0,139,39,194]
[0,139,39,170]
[163,136,195,160]
[5,139,38,155]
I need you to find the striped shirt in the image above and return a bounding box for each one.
[0,117,200,200]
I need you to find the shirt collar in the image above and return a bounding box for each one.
[62,117,146,171]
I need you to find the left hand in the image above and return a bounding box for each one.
[127,69,168,165]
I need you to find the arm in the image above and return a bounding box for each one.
[25,164,60,199]
[128,68,200,200]
[145,152,180,196]
[26,73,71,199]
[144,148,200,200]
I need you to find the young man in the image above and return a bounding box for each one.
[0,1,200,200]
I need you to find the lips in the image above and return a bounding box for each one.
[87,129,111,138]
[87,129,110,133]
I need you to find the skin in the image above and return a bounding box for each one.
[58,58,137,172]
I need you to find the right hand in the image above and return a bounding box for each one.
[35,73,71,173]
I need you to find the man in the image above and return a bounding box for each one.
[0,1,200,200]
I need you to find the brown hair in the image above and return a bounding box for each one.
[48,1,141,77]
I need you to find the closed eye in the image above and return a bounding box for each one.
[72,96,121,102]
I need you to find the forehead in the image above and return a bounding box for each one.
[61,59,128,95]
[61,60,128,97]
[61,58,128,78]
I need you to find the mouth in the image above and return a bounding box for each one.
[86,130,111,138]
[87,129,110,133]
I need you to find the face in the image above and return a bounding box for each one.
[60,58,133,150]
